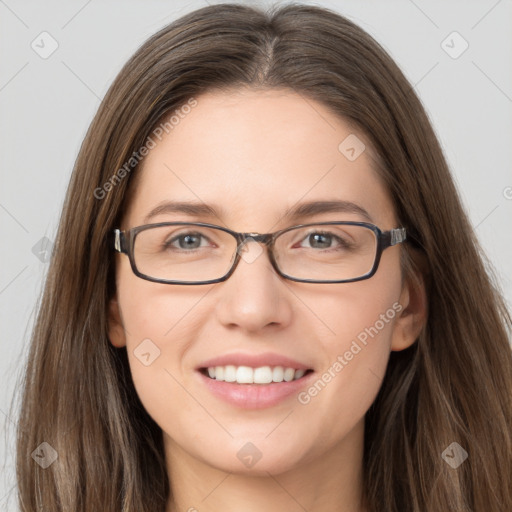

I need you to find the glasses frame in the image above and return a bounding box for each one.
[112,221,406,285]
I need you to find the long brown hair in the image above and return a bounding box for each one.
[13,3,512,510]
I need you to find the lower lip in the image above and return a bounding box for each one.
[196,370,315,409]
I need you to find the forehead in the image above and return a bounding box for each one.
[122,88,395,230]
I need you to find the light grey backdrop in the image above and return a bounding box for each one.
[1,0,511,509]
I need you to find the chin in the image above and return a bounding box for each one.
[201,442,308,476]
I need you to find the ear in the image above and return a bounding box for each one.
[391,272,427,351]
[108,296,127,348]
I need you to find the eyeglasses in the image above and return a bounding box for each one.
[112,221,406,285]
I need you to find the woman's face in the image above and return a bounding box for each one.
[109,87,419,477]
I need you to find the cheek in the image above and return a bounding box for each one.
[295,260,402,434]
[116,254,205,346]
[120,294,203,441]
[309,253,402,368]
[295,309,397,468]
[115,269,204,415]
[311,301,397,411]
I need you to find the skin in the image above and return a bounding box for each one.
[108,87,427,512]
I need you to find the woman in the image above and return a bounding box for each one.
[14,3,512,511]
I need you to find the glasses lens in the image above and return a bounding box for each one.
[273,223,378,281]
[132,223,378,283]
[133,224,237,282]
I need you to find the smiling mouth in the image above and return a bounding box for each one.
[199,366,314,384]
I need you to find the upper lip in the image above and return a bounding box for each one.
[197,352,313,370]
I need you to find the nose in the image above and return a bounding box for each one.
[214,237,293,332]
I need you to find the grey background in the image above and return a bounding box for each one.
[1,0,511,509]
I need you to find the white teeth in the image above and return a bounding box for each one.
[253,366,273,384]
[272,366,284,382]
[204,365,309,384]
[283,367,295,382]
[294,369,306,380]
[236,366,254,384]
[215,366,224,381]
[224,365,237,382]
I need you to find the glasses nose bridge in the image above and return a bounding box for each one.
[237,232,274,248]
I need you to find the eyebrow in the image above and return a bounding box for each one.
[142,199,374,225]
